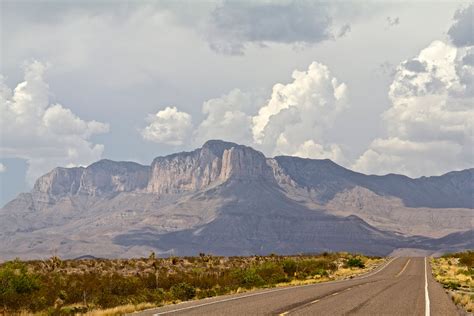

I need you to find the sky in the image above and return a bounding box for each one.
[0,0,473,206]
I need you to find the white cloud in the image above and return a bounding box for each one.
[353,40,473,177]
[141,106,192,146]
[0,163,6,173]
[353,138,466,176]
[291,140,345,163]
[193,89,261,146]
[252,61,348,163]
[142,61,349,165]
[0,61,109,183]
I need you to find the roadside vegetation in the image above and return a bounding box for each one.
[0,252,382,315]
[431,251,474,313]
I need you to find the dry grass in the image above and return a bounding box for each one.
[431,257,473,291]
[85,302,158,316]
[449,292,474,313]
[431,252,474,313]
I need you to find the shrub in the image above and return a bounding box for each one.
[0,259,40,310]
[256,262,287,284]
[196,288,217,299]
[346,258,365,268]
[233,269,265,288]
[297,259,336,278]
[282,259,297,276]
[141,288,165,304]
[459,251,474,269]
[444,281,461,290]
[170,282,196,301]
[443,251,474,269]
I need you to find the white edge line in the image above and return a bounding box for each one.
[150,257,398,315]
[425,257,431,316]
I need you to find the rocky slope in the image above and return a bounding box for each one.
[0,140,472,259]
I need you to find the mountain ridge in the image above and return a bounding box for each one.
[1,140,472,259]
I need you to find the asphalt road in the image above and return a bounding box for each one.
[135,257,460,316]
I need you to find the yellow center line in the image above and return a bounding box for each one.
[331,292,339,296]
[279,312,289,316]
[396,259,411,277]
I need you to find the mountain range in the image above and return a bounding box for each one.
[0,140,472,260]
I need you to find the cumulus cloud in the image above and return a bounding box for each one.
[0,61,109,183]
[291,141,345,163]
[141,106,193,146]
[353,41,473,177]
[208,1,349,54]
[448,4,473,47]
[193,89,262,146]
[252,62,348,163]
[0,163,6,173]
[144,61,349,165]
[142,90,260,149]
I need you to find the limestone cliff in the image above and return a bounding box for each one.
[34,160,150,197]
[1,139,473,259]
[34,140,274,198]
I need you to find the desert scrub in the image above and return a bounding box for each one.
[0,252,379,314]
[0,259,40,310]
[432,251,474,313]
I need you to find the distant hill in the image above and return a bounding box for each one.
[1,140,472,259]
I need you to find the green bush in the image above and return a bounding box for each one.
[282,259,297,276]
[346,258,365,268]
[297,259,336,278]
[233,269,265,288]
[0,259,40,310]
[170,282,196,301]
[444,281,460,290]
[256,262,287,284]
[196,288,217,299]
[141,288,165,304]
[0,260,39,294]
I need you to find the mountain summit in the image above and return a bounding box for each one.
[1,140,473,259]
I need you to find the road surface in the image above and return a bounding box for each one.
[135,257,460,316]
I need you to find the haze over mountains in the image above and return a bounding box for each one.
[1,140,472,259]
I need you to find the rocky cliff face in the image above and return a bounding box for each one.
[34,160,150,197]
[33,167,85,196]
[34,140,274,198]
[219,145,274,181]
[144,140,274,194]
[1,139,473,259]
[77,160,150,195]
